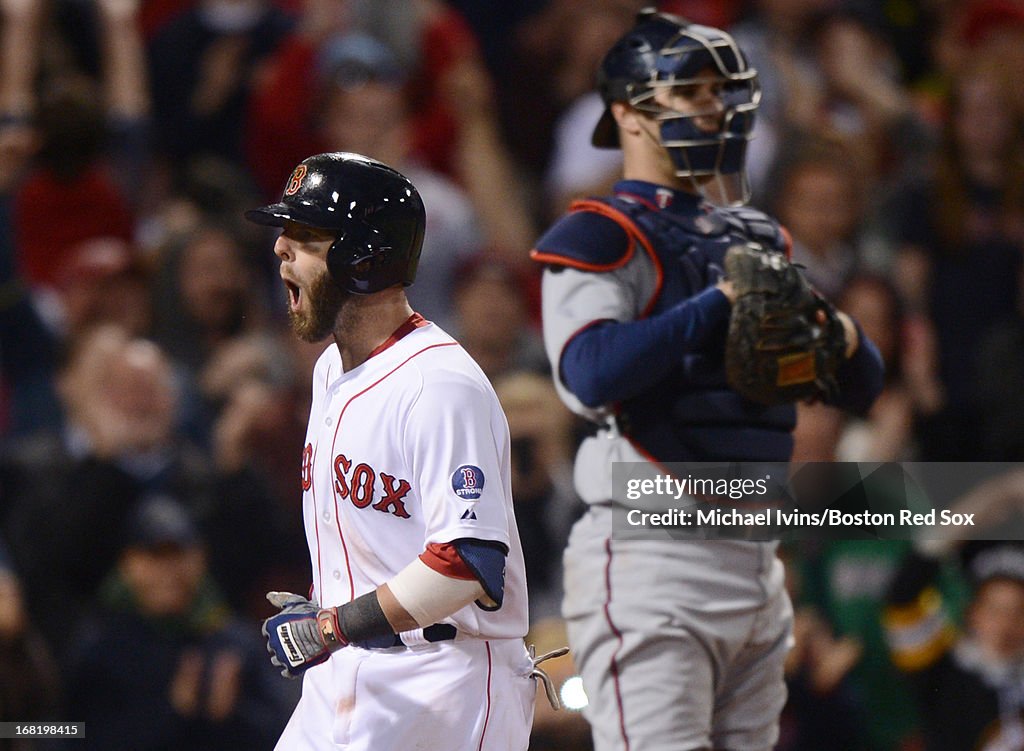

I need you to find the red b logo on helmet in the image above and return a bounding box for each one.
[285,165,307,196]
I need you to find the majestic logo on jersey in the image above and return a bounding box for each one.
[460,509,477,521]
[285,164,307,196]
[333,453,412,518]
[451,465,485,501]
[301,443,313,491]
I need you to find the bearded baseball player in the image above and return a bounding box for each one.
[247,153,538,750]
[531,10,885,751]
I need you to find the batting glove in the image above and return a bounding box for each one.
[262,591,348,678]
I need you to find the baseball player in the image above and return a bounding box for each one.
[246,153,537,750]
[531,10,886,751]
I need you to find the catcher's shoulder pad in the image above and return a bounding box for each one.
[720,206,792,257]
[531,200,633,271]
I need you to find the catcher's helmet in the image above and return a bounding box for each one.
[246,152,425,294]
[592,8,759,192]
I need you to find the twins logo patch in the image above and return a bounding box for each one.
[451,465,485,501]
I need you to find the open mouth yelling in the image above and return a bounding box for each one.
[284,278,301,312]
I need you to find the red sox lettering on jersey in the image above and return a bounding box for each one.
[300,313,528,638]
[328,454,411,518]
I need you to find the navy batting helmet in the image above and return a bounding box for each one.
[592,8,759,187]
[246,152,425,294]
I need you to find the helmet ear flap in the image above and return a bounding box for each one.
[326,220,375,294]
[326,214,422,295]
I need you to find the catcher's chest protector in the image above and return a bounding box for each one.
[568,191,797,463]
[572,193,780,317]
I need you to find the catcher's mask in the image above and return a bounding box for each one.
[592,8,760,204]
[245,152,425,294]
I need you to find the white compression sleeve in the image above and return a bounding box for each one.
[386,558,486,628]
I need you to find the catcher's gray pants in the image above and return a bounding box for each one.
[562,505,793,751]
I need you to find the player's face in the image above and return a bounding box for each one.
[652,67,727,134]
[274,223,349,342]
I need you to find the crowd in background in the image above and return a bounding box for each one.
[0,0,1023,748]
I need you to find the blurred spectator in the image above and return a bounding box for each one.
[729,0,831,195]
[0,326,290,646]
[0,539,62,751]
[799,537,939,751]
[244,0,510,180]
[1,326,156,658]
[790,402,844,464]
[886,469,1024,751]
[43,238,153,339]
[976,263,1024,459]
[733,1,926,196]
[777,545,866,751]
[0,5,60,439]
[199,331,301,475]
[539,2,637,218]
[884,52,1024,459]
[834,273,943,462]
[451,259,547,381]
[494,371,583,622]
[769,137,866,300]
[198,331,311,609]
[781,463,937,751]
[11,0,152,293]
[13,75,134,290]
[809,9,927,183]
[151,222,268,381]
[543,91,623,219]
[496,0,642,191]
[146,0,293,166]
[296,32,483,329]
[63,496,292,750]
[937,0,1024,118]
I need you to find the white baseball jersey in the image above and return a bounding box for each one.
[277,314,535,751]
[300,313,528,637]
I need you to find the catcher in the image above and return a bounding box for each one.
[530,9,885,751]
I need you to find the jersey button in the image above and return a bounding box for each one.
[322,511,331,523]
[325,417,333,426]
[333,570,341,580]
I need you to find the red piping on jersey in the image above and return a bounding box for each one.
[477,641,493,751]
[312,445,323,600]
[329,341,460,601]
[332,484,355,602]
[604,537,632,751]
[367,312,428,359]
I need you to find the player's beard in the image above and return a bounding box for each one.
[289,268,349,342]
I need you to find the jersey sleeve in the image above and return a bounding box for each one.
[540,254,656,374]
[403,368,512,551]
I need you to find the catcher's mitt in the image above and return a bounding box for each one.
[724,243,846,406]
